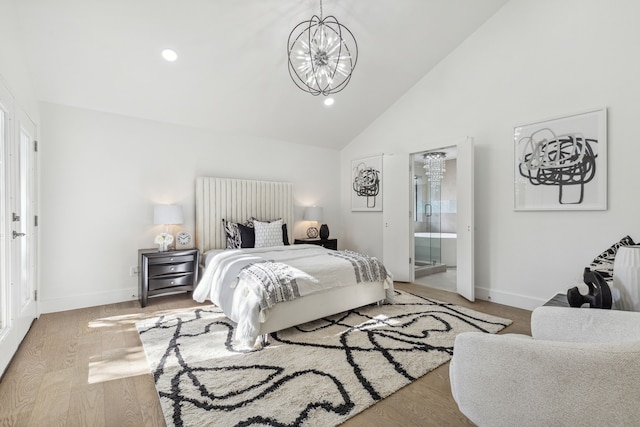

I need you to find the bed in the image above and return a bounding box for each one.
[192,177,394,347]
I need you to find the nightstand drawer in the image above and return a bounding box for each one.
[148,273,194,291]
[148,254,194,265]
[149,262,193,277]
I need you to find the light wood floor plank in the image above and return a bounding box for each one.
[133,374,166,427]
[0,283,532,426]
[28,368,72,426]
[103,377,145,427]
[67,383,105,427]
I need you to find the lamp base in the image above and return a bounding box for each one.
[306,227,319,238]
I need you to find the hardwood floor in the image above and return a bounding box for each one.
[0,283,531,426]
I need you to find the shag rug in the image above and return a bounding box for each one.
[136,289,511,427]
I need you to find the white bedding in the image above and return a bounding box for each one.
[193,244,393,346]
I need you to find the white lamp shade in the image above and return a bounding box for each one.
[304,206,323,222]
[154,204,184,225]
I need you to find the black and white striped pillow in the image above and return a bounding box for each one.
[589,235,636,280]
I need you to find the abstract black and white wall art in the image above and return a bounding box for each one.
[352,155,383,211]
[514,108,607,211]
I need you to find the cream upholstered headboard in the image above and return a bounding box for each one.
[195,177,294,252]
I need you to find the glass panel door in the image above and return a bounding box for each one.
[426,179,442,265]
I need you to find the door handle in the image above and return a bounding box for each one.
[12,231,26,239]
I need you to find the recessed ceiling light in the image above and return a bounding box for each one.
[324,98,335,106]
[161,49,178,62]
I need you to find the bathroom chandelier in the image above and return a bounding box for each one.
[287,0,358,96]
[423,152,447,188]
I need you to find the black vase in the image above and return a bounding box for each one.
[319,224,330,239]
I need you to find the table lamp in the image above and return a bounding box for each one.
[154,204,184,251]
[304,206,329,239]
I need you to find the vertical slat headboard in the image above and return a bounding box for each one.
[195,177,294,252]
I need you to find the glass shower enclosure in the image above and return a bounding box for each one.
[414,151,445,277]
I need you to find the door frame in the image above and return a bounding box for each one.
[382,137,474,301]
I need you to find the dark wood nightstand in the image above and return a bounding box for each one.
[294,238,338,250]
[138,248,200,307]
[543,293,569,307]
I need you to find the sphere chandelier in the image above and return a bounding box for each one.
[287,0,358,96]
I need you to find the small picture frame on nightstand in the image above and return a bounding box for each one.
[175,230,194,249]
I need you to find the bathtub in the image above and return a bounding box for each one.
[414,232,457,267]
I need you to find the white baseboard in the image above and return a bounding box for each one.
[475,286,547,311]
[38,287,139,314]
[38,285,549,315]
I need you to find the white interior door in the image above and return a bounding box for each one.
[0,86,38,376]
[456,137,474,301]
[12,109,37,341]
[382,153,413,282]
[0,83,13,375]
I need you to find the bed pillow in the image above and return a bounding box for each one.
[247,216,280,227]
[238,223,255,248]
[282,223,290,245]
[254,219,284,248]
[247,216,290,245]
[222,219,242,249]
[589,235,636,280]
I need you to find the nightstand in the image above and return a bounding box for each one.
[138,248,200,307]
[543,293,569,307]
[294,238,338,250]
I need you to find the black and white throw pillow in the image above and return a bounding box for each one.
[222,219,242,249]
[589,235,636,280]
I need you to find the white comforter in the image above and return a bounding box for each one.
[193,244,393,345]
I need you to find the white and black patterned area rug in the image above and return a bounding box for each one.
[136,290,511,427]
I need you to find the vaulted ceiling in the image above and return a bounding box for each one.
[14,0,508,149]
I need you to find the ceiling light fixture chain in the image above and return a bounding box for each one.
[287,0,358,96]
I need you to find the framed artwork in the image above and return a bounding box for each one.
[351,155,383,211]
[514,107,607,211]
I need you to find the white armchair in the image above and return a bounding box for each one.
[449,307,640,427]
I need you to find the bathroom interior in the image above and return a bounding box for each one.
[413,147,457,291]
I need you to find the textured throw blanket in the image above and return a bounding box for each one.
[237,260,316,310]
[329,250,388,283]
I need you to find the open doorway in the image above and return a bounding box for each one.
[382,138,473,300]
[412,146,457,292]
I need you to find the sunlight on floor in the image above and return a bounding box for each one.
[88,347,149,384]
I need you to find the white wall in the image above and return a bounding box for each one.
[0,0,38,121]
[341,0,640,309]
[39,103,341,313]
